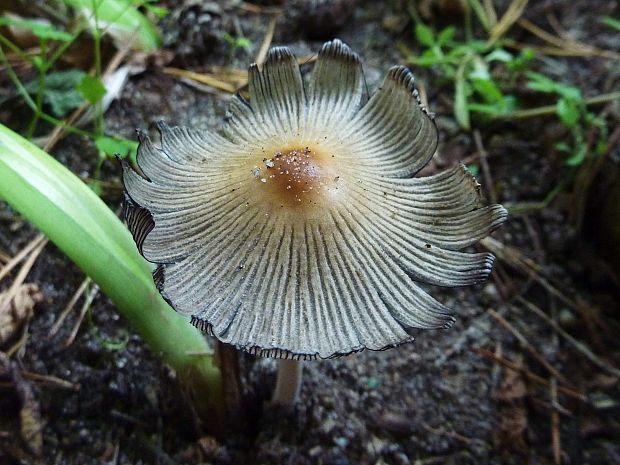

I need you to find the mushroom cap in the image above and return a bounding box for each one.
[121,40,507,360]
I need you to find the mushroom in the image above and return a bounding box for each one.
[121,40,507,407]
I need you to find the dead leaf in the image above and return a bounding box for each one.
[493,364,528,451]
[498,405,528,448]
[496,366,528,401]
[0,352,43,457]
[0,283,43,346]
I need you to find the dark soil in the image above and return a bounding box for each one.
[1,0,620,464]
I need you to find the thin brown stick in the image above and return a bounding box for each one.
[516,298,620,378]
[0,248,10,264]
[473,130,497,204]
[488,309,567,383]
[163,67,238,93]
[480,237,581,312]
[255,13,279,66]
[63,284,99,348]
[0,234,46,283]
[488,0,529,44]
[48,277,92,337]
[551,378,561,465]
[421,422,487,447]
[6,323,30,357]
[531,395,572,417]
[473,347,586,401]
[238,1,282,14]
[0,239,47,315]
[22,371,79,390]
[517,18,619,59]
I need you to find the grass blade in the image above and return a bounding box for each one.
[0,124,223,417]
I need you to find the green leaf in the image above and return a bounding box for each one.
[525,71,557,93]
[469,56,490,81]
[485,48,513,63]
[526,72,582,100]
[463,40,488,53]
[437,26,456,46]
[556,97,580,128]
[31,56,45,72]
[141,2,169,18]
[565,144,587,166]
[466,164,480,176]
[0,124,223,418]
[0,16,73,41]
[601,16,620,32]
[95,135,138,160]
[469,94,516,117]
[60,0,161,52]
[507,48,536,71]
[415,23,435,47]
[554,141,571,153]
[471,77,504,103]
[77,74,106,104]
[455,77,471,130]
[24,70,86,116]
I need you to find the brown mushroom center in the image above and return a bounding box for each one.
[251,147,340,209]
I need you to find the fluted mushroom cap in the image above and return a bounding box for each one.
[121,40,507,359]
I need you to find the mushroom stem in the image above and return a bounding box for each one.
[272,359,303,407]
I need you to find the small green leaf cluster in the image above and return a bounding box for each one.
[411,23,534,130]
[526,72,608,166]
[223,32,252,63]
[0,1,164,169]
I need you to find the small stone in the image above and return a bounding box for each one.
[334,436,348,448]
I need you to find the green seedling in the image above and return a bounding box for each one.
[223,32,252,62]
[410,22,534,129]
[0,2,162,183]
[526,71,608,166]
[0,14,85,135]
[95,135,138,161]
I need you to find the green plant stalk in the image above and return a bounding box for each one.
[0,47,92,140]
[92,3,104,138]
[505,91,620,119]
[0,124,224,421]
[26,39,48,138]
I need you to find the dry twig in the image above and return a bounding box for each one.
[473,347,586,401]
[480,237,581,312]
[489,0,529,44]
[255,13,279,66]
[473,130,497,204]
[21,371,79,390]
[0,239,47,315]
[516,298,620,378]
[48,277,92,338]
[488,309,567,383]
[516,18,619,59]
[0,234,46,283]
[63,283,100,348]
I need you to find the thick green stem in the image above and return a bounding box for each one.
[0,124,224,422]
